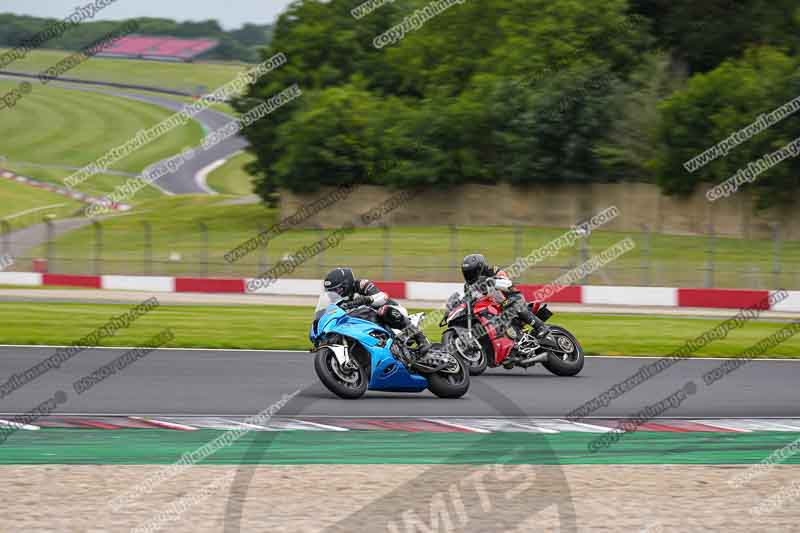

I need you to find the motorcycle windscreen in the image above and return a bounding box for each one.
[314,291,343,321]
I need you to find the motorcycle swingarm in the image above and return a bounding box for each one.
[411,361,449,374]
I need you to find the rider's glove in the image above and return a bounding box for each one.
[352,295,372,306]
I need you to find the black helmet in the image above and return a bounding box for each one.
[461,253,488,284]
[324,267,355,297]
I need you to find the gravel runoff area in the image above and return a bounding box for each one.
[2,465,798,532]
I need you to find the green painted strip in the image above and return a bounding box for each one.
[2,430,800,465]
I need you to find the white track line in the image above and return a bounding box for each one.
[290,419,349,431]
[0,345,798,361]
[0,344,309,353]
[425,418,491,433]
[218,418,274,431]
[4,204,66,220]
[129,416,197,431]
[194,157,230,195]
[0,419,39,431]
[689,420,751,433]
[510,422,559,434]
[761,422,800,431]
[551,419,615,433]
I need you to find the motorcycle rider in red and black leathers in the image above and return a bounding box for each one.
[460,254,556,347]
[323,268,431,356]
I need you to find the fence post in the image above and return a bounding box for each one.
[772,222,782,289]
[44,214,55,274]
[640,224,651,286]
[258,224,268,276]
[92,221,103,276]
[704,226,716,288]
[1,220,10,259]
[751,266,763,290]
[579,231,590,284]
[449,224,459,281]
[143,221,152,275]
[198,222,209,277]
[383,224,392,281]
[317,225,325,278]
[513,225,523,262]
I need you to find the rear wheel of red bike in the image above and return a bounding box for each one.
[541,325,584,377]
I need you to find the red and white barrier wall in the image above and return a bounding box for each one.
[1,271,798,311]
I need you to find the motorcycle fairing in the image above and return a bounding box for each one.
[473,297,515,365]
[311,302,427,393]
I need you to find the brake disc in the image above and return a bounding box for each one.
[556,335,574,353]
[330,358,359,383]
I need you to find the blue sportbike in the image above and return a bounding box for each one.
[309,291,470,399]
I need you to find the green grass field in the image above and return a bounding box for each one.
[0,79,204,177]
[206,151,257,195]
[5,164,163,205]
[0,179,82,230]
[0,301,797,356]
[19,193,800,287]
[0,78,205,226]
[1,48,247,94]
[5,429,800,464]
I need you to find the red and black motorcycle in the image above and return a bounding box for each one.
[440,284,584,376]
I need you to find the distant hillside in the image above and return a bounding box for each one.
[0,14,272,63]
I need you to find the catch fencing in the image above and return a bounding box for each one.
[2,219,799,289]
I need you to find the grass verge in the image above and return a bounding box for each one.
[0,79,204,178]
[0,301,797,357]
[0,178,82,230]
[3,430,800,464]
[206,151,257,195]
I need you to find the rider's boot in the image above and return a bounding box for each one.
[406,325,432,357]
[524,309,558,349]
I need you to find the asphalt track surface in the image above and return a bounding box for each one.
[100,90,248,194]
[61,85,248,195]
[1,346,798,418]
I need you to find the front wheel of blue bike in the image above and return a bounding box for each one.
[314,348,368,399]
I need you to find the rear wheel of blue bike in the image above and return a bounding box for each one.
[314,348,368,399]
[426,347,470,399]
[443,329,488,376]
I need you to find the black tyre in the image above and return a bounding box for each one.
[541,325,584,377]
[426,347,470,399]
[443,329,488,376]
[314,348,368,399]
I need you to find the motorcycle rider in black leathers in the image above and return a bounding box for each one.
[323,268,431,356]
[460,254,557,347]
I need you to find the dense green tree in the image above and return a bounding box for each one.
[270,84,383,192]
[595,50,683,181]
[237,0,652,197]
[655,47,800,208]
[628,0,799,73]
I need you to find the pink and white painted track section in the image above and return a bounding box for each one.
[13,416,800,433]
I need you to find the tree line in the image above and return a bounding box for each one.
[231,0,799,210]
